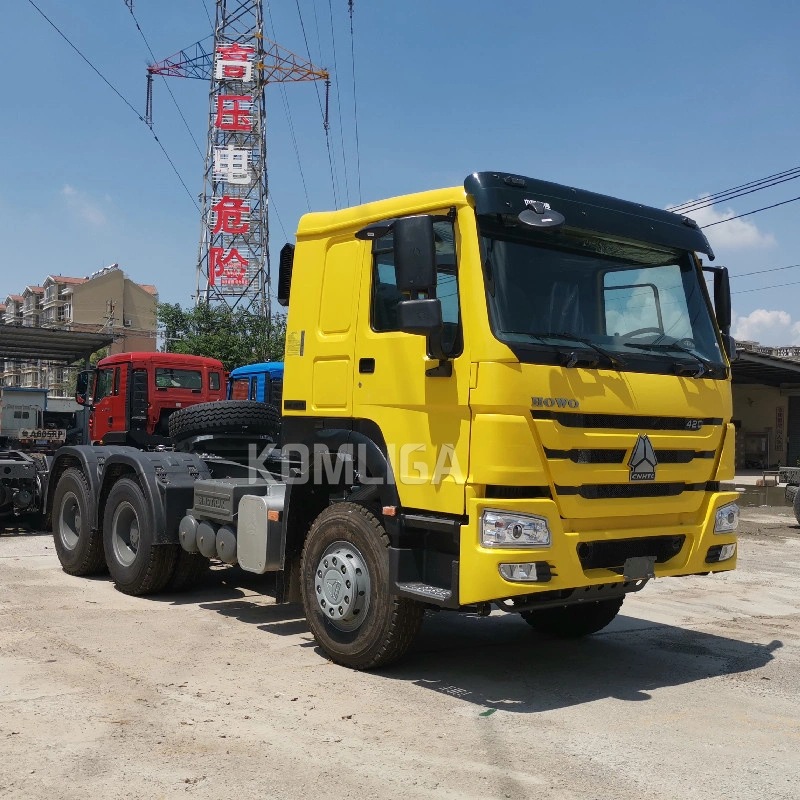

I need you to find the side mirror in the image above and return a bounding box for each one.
[397,298,442,335]
[705,265,732,334]
[75,369,95,406]
[277,242,294,307]
[393,216,437,294]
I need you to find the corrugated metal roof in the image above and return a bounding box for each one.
[0,326,115,363]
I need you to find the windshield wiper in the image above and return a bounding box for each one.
[623,339,717,378]
[524,332,627,369]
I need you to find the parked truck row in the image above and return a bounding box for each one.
[15,172,743,668]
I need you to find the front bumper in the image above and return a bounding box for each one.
[459,490,740,605]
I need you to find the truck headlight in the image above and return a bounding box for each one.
[481,510,551,548]
[714,502,739,533]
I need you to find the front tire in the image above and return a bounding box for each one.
[52,468,106,576]
[102,478,178,596]
[300,502,424,670]
[520,597,624,637]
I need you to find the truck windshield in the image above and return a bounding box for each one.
[478,218,726,377]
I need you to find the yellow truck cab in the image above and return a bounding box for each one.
[277,171,739,665]
[48,171,741,670]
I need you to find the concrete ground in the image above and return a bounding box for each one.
[1,504,799,800]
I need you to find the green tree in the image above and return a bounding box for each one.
[157,303,286,371]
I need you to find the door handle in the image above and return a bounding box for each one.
[359,358,375,374]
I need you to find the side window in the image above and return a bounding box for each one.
[113,367,121,396]
[250,378,257,401]
[370,219,462,355]
[230,378,250,400]
[94,368,113,402]
[209,372,221,391]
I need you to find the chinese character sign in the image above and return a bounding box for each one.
[206,39,259,293]
[214,42,255,81]
[209,247,250,287]
[776,406,785,453]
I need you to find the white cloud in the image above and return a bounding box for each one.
[732,309,800,346]
[61,184,107,227]
[670,195,776,250]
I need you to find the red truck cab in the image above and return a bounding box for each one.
[77,353,225,447]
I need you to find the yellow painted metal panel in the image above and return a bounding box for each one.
[458,491,739,605]
[312,359,350,409]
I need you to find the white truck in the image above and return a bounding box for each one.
[0,388,60,521]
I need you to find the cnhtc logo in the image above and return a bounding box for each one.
[628,434,658,482]
[326,578,342,603]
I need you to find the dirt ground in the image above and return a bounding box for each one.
[1,504,799,800]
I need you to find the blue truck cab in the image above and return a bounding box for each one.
[227,362,284,408]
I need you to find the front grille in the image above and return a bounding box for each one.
[578,535,685,570]
[655,449,715,463]
[531,410,723,430]
[485,485,552,499]
[544,447,715,464]
[556,481,719,499]
[544,448,627,464]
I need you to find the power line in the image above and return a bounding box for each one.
[668,166,800,213]
[295,0,339,208]
[731,263,800,279]
[701,194,800,228]
[264,3,312,212]
[123,2,205,159]
[733,279,800,295]
[26,0,199,211]
[328,0,350,206]
[200,0,214,29]
[674,172,800,215]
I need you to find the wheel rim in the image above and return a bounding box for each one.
[111,501,140,567]
[314,541,371,632]
[58,491,81,550]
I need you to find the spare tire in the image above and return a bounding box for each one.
[168,400,281,444]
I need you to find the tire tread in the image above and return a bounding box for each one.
[521,596,624,638]
[52,468,106,576]
[168,400,280,442]
[301,502,423,670]
[104,478,178,596]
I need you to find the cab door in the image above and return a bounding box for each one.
[90,366,128,442]
[352,214,471,516]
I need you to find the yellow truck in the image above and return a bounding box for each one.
[47,171,740,669]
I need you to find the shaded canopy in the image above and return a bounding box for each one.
[0,326,115,364]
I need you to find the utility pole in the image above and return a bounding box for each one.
[147,1,328,318]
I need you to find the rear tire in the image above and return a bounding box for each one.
[166,550,210,592]
[102,478,178,596]
[52,468,106,576]
[520,597,624,637]
[300,502,424,670]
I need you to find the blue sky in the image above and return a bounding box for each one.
[3,0,799,344]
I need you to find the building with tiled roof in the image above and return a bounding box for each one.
[2,265,158,396]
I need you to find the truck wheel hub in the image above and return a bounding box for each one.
[314,542,370,631]
[58,492,81,549]
[112,501,140,567]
